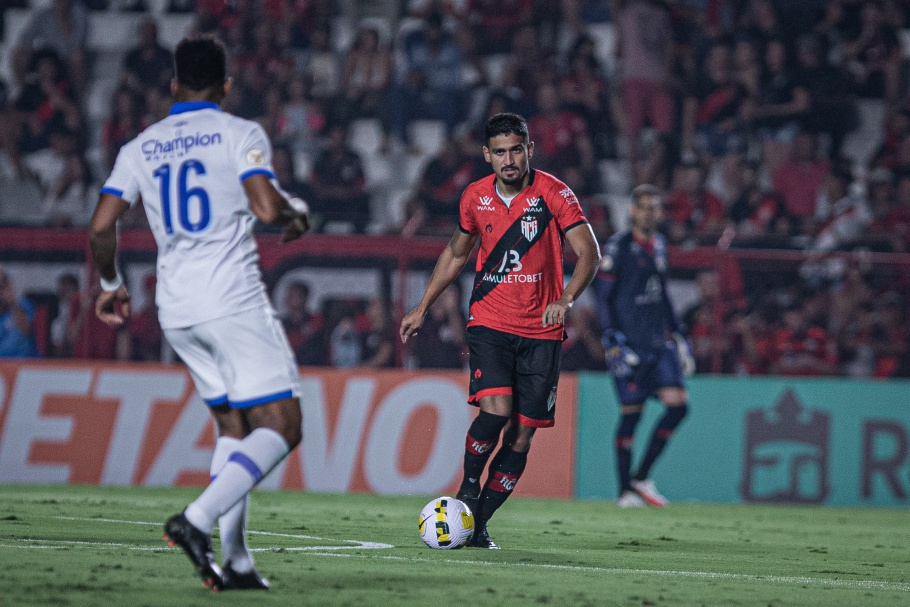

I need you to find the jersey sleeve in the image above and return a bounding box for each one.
[236,122,275,183]
[550,182,587,233]
[101,142,141,205]
[458,185,477,234]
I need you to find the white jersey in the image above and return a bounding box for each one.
[102,101,276,329]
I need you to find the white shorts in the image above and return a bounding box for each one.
[164,305,300,408]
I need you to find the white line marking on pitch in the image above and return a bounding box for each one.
[3,518,906,593]
[53,516,393,550]
[298,551,910,593]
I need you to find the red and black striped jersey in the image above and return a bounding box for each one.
[459,168,588,340]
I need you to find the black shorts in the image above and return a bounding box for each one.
[466,325,562,428]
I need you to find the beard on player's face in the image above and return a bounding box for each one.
[498,167,524,185]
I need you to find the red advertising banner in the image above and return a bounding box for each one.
[0,362,576,499]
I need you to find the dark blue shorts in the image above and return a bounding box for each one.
[612,340,684,405]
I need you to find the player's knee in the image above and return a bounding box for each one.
[616,410,642,445]
[212,407,247,439]
[246,398,302,449]
[470,410,510,440]
[510,427,535,453]
[281,401,303,448]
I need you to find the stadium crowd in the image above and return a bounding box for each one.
[0,0,909,378]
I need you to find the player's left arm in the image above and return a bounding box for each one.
[243,174,309,242]
[542,222,600,327]
[658,272,696,375]
[89,192,132,327]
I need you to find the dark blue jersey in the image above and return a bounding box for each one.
[593,231,682,351]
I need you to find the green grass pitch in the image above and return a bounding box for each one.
[0,485,908,606]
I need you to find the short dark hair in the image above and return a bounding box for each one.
[632,184,661,203]
[485,112,529,143]
[174,35,226,92]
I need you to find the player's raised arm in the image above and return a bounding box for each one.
[400,228,478,343]
[89,192,132,327]
[242,173,310,242]
[542,222,600,327]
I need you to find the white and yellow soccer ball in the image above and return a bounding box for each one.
[418,496,474,549]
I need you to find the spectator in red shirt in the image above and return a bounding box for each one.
[308,123,370,233]
[868,171,910,250]
[729,160,786,240]
[467,0,533,55]
[528,82,595,177]
[102,87,146,171]
[126,274,162,362]
[281,281,327,366]
[770,302,838,376]
[403,136,477,237]
[772,131,830,228]
[616,0,675,182]
[682,42,748,160]
[666,160,725,243]
[69,283,122,360]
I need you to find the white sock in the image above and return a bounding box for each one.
[185,428,289,534]
[210,436,254,572]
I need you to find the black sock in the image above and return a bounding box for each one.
[475,447,528,526]
[457,411,509,500]
[635,405,688,481]
[616,411,642,493]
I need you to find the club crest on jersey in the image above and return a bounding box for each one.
[521,215,538,241]
[477,195,494,211]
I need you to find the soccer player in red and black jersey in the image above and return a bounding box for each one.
[400,113,601,548]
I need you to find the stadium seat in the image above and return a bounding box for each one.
[90,50,123,82]
[399,153,429,189]
[85,77,118,122]
[3,9,31,49]
[482,53,508,84]
[381,186,413,229]
[293,151,313,182]
[598,159,631,197]
[407,120,446,159]
[0,43,12,91]
[607,194,632,232]
[362,153,393,190]
[356,16,393,47]
[900,29,910,60]
[348,118,384,158]
[586,22,616,76]
[87,13,144,51]
[0,178,46,226]
[156,14,195,50]
[330,16,355,54]
[145,0,169,15]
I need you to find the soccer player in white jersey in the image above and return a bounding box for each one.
[90,36,310,592]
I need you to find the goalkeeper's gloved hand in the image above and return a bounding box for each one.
[672,332,696,376]
[603,331,639,379]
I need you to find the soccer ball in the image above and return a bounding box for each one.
[418,496,474,549]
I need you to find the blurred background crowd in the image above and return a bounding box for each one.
[1,0,910,378]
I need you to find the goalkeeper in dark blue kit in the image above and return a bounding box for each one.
[594,185,695,508]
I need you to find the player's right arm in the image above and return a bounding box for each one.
[242,174,310,243]
[399,228,477,343]
[90,192,132,327]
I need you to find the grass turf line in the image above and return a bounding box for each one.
[0,485,907,606]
